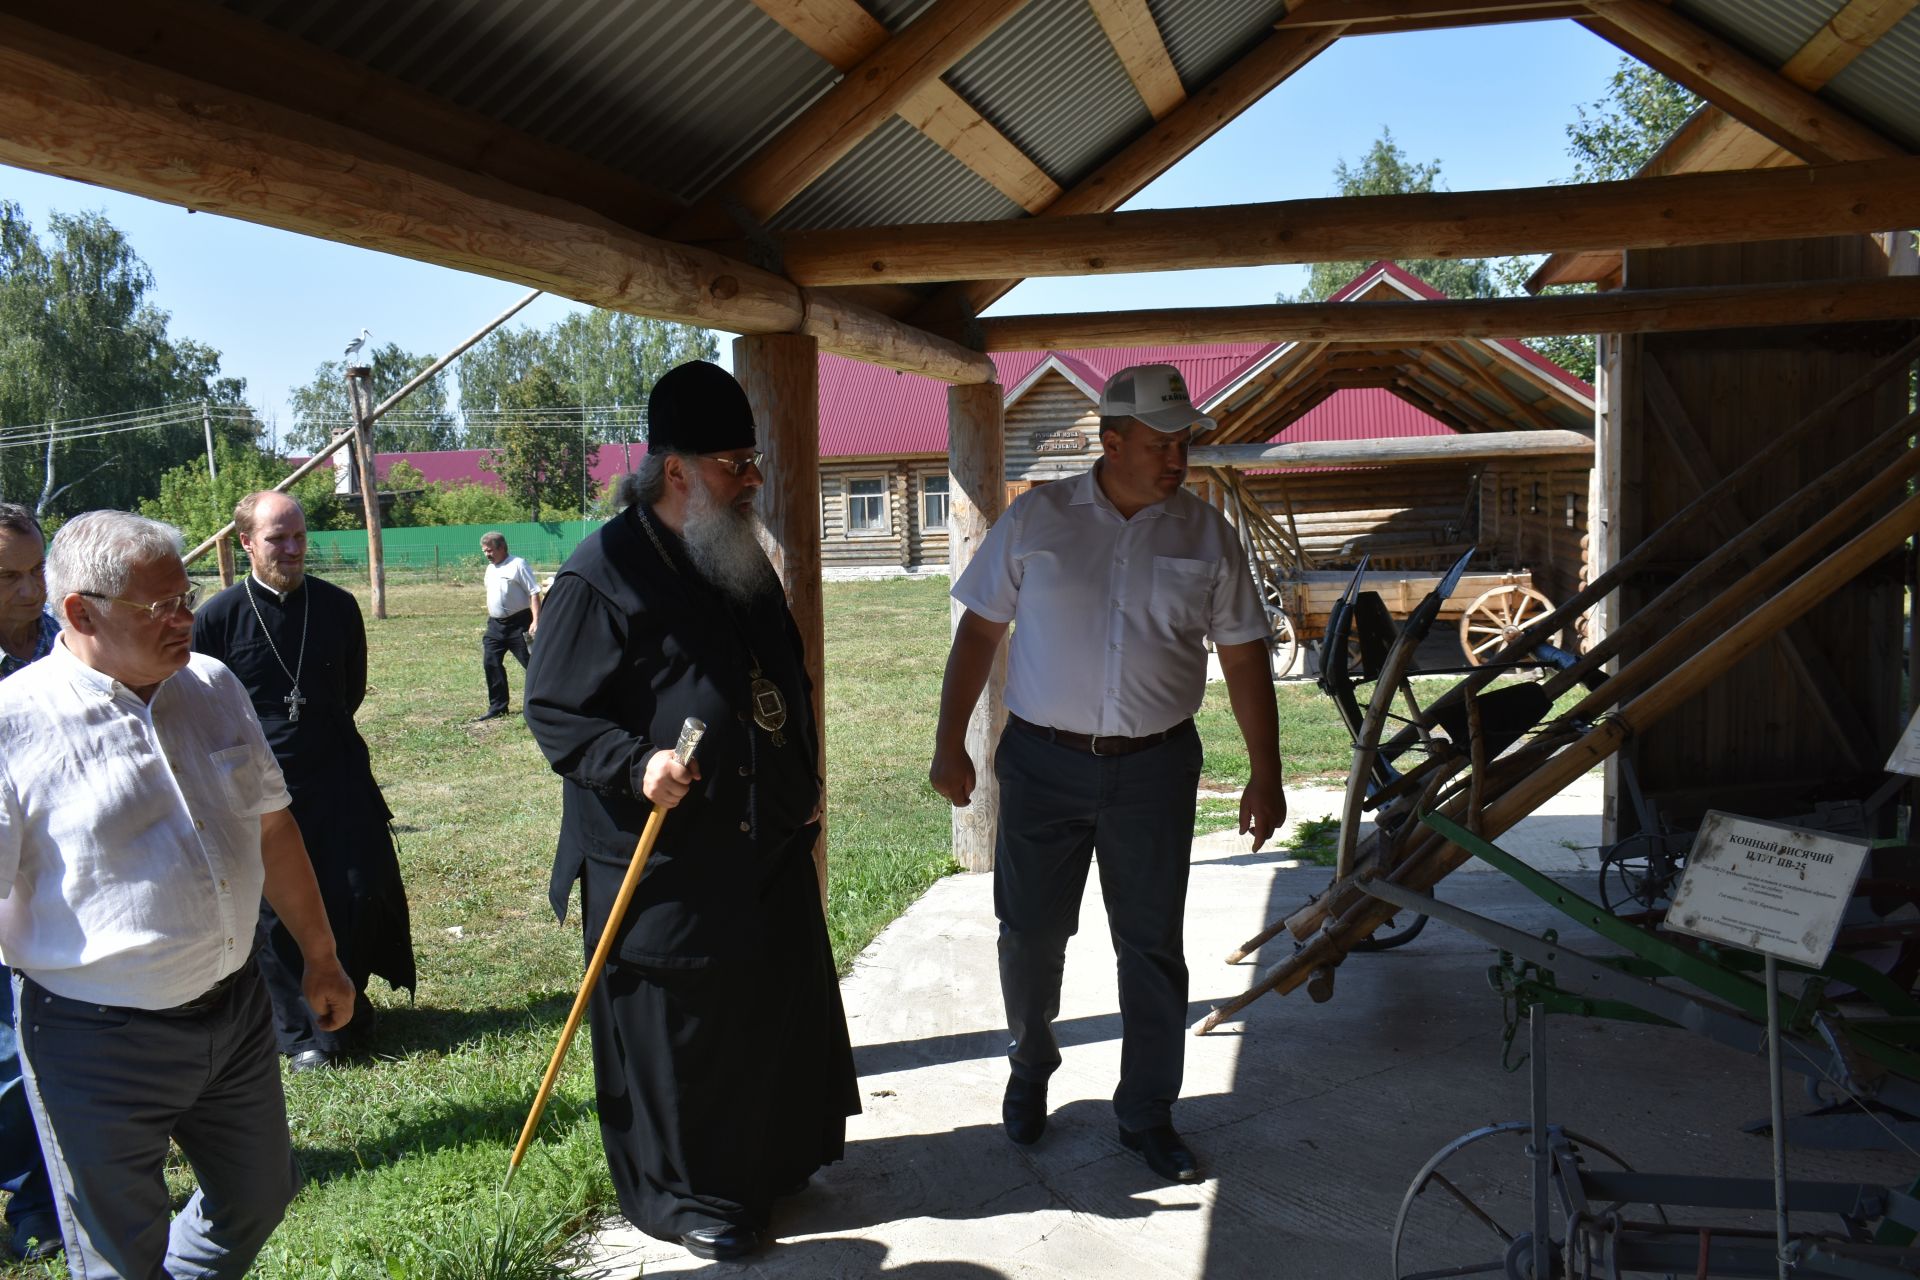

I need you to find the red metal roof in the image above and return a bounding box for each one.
[289,443,644,491]
[1273,387,1453,443]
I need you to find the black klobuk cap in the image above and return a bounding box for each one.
[646,360,757,454]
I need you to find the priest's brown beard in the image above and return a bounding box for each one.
[682,471,778,606]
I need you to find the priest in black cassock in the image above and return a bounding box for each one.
[524,361,858,1263]
[193,491,416,1070]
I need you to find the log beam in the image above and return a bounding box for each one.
[747,0,1061,213]
[736,333,831,901]
[786,155,1920,285]
[1191,429,1593,470]
[947,382,1007,874]
[1277,0,1602,26]
[975,275,1920,350]
[0,13,994,384]
[1581,0,1901,165]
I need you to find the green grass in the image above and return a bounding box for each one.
[0,576,1593,1276]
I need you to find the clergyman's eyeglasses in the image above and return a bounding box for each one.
[703,451,764,477]
[78,587,200,619]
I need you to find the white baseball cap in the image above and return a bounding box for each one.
[1098,363,1215,433]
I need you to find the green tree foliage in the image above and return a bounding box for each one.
[287,343,457,454]
[487,365,590,522]
[407,481,530,527]
[459,312,718,445]
[0,202,255,516]
[138,440,344,551]
[1566,57,1703,183]
[1280,129,1496,304]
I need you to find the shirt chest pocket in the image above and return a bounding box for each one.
[1149,556,1214,632]
[208,745,269,817]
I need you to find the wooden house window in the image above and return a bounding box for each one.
[845,476,889,536]
[922,474,950,531]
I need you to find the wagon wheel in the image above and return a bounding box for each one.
[1459,585,1556,667]
[1597,832,1685,914]
[1390,1122,1667,1280]
[1269,609,1302,680]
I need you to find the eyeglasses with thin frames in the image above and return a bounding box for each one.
[78,587,200,620]
[703,451,763,478]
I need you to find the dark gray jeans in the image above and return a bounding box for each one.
[992,718,1203,1132]
[12,965,299,1279]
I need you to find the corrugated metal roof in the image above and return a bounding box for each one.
[1670,0,1838,69]
[820,352,953,456]
[292,444,643,491]
[1271,387,1453,444]
[218,0,837,203]
[1828,10,1920,153]
[1146,0,1289,89]
[945,0,1150,186]
[771,117,1024,231]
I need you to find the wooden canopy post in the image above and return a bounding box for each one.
[735,333,828,901]
[948,381,1006,874]
[344,366,386,621]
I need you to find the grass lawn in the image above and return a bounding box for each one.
[4,572,1571,1276]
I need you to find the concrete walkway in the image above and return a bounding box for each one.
[575,774,1915,1278]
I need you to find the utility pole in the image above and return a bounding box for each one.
[205,401,236,587]
[345,367,387,620]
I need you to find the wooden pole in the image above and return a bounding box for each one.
[345,366,386,621]
[735,333,828,903]
[947,381,1006,873]
[1191,430,1592,470]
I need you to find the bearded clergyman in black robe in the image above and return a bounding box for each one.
[524,361,858,1264]
[192,491,416,1070]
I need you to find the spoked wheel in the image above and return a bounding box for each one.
[1597,834,1684,914]
[1389,1122,1665,1280]
[1460,586,1556,667]
[1352,896,1431,952]
[1270,608,1302,680]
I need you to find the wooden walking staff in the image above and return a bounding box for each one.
[506,716,706,1185]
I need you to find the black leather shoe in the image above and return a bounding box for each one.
[470,710,506,723]
[1119,1123,1202,1183]
[678,1223,761,1261]
[1002,1075,1047,1146]
[289,1049,336,1074]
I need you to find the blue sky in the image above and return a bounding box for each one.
[0,22,1626,440]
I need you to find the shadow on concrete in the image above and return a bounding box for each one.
[583,1236,1013,1279]
[853,1003,1224,1080]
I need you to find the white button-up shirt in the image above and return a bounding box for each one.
[0,641,291,1009]
[485,554,538,618]
[954,466,1269,738]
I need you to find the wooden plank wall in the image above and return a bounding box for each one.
[1006,371,1100,481]
[1613,235,1907,831]
[819,457,950,570]
[1478,461,1591,611]
[1237,462,1476,567]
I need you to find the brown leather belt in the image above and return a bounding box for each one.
[1008,713,1189,757]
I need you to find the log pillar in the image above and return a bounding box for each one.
[734,334,827,900]
[948,381,1006,873]
[344,366,387,620]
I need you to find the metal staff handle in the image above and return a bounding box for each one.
[506,716,706,1185]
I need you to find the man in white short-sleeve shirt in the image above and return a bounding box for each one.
[930,363,1285,1185]
[476,530,541,721]
[0,510,354,1279]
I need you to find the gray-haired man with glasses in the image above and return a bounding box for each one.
[0,510,353,1278]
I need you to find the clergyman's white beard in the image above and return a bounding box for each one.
[682,474,778,605]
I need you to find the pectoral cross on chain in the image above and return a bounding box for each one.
[284,686,307,723]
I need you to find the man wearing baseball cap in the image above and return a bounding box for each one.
[930,362,1286,1183]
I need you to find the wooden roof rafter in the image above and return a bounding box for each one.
[1087,0,1185,120]
[744,0,1062,214]
[1533,0,1917,289]
[671,0,1034,236]
[1579,0,1901,166]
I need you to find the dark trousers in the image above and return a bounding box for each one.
[0,977,54,1237]
[481,608,532,715]
[13,966,299,1279]
[992,718,1203,1132]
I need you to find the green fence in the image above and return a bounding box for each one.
[302,519,596,577]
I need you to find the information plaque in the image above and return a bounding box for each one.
[1664,811,1869,968]
[1887,704,1920,778]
